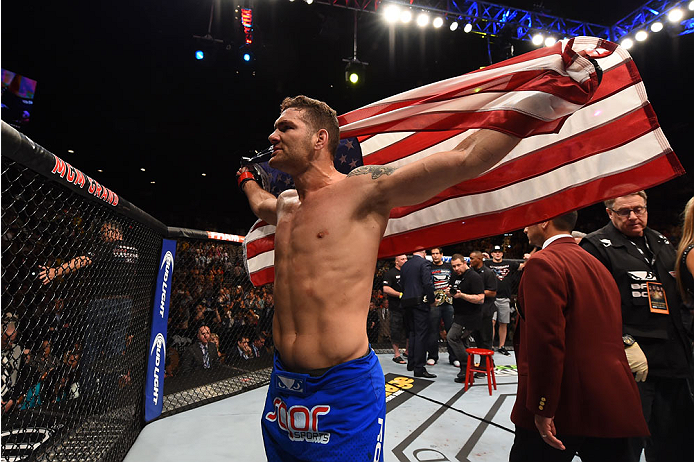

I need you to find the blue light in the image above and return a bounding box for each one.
[243,53,251,62]
[195,50,204,60]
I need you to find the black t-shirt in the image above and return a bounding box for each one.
[87,240,139,297]
[382,267,402,310]
[473,265,498,317]
[485,259,520,298]
[431,262,453,292]
[449,268,484,323]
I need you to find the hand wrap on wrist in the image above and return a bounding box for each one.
[237,163,264,191]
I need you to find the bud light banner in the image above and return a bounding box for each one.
[145,239,176,422]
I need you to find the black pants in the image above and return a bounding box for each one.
[405,305,429,374]
[510,426,635,462]
[629,376,694,462]
[472,312,494,366]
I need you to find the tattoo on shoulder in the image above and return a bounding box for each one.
[347,165,397,179]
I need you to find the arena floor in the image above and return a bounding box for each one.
[124,351,615,461]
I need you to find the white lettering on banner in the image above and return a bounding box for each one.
[159,251,175,318]
[373,417,385,461]
[265,398,331,444]
[150,333,166,405]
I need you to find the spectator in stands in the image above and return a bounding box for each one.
[236,335,253,360]
[37,219,138,401]
[24,339,60,406]
[37,298,72,356]
[53,346,81,403]
[377,298,391,345]
[367,300,380,344]
[382,254,408,364]
[209,333,225,363]
[180,325,219,374]
[189,303,207,336]
[580,191,694,461]
[251,333,269,359]
[2,313,30,413]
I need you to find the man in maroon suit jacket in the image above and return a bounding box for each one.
[510,211,648,462]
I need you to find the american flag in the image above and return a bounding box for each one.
[243,36,683,287]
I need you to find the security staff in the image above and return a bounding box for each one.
[581,190,694,462]
[400,250,436,378]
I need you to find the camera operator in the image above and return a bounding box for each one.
[445,255,485,384]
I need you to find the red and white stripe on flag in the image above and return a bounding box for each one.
[243,36,684,286]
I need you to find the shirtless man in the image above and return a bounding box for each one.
[238,95,520,461]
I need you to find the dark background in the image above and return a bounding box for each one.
[3,0,692,241]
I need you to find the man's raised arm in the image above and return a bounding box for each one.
[237,167,278,226]
[363,129,520,211]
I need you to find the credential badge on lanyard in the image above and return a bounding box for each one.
[646,282,669,315]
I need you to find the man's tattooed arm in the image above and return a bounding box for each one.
[346,165,397,180]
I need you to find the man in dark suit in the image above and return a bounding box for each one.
[510,211,648,462]
[400,250,436,378]
[180,325,220,374]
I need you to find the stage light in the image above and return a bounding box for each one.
[400,10,412,23]
[433,17,444,28]
[416,13,430,27]
[202,173,207,177]
[243,53,251,62]
[651,21,664,32]
[140,168,146,172]
[690,1,694,11]
[384,5,400,23]
[544,36,556,47]
[635,30,648,41]
[621,38,634,50]
[345,60,366,85]
[532,34,544,46]
[668,8,684,22]
[67,149,74,153]
[464,23,473,33]
[97,169,103,173]
[150,181,156,184]
[450,21,459,31]
[195,50,204,60]
[305,0,314,4]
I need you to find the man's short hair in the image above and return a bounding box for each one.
[2,312,18,330]
[100,220,122,233]
[280,96,340,158]
[552,211,578,232]
[430,247,443,254]
[469,250,483,259]
[450,253,465,263]
[604,190,647,210]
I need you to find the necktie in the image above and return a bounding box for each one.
[202,344,210,368]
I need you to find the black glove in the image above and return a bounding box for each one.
[236,163,269,192]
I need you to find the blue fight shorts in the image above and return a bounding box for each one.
[262,348,386,462]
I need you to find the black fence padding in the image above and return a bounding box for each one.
[160,238,273,418]
[1,158,161,461]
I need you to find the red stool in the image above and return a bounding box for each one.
[464,348,497,395]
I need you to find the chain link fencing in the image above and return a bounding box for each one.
[160,237,273,418]
[2,156,161,461]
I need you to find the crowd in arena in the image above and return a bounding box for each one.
[2,200,691,427]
